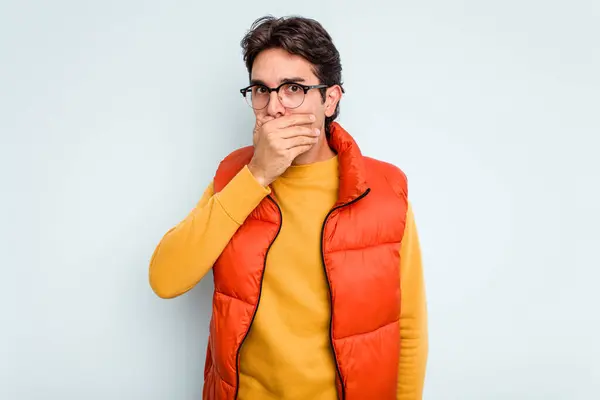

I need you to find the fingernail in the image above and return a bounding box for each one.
[315,128,321,135]
[310,115,316,121]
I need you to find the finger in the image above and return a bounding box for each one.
[279,125,320,139]
[273,114,316,128]
[256,116,275,130]
[285,135,319,149]
[288,144,314,159]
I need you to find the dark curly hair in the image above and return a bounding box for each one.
[240,15,344,137]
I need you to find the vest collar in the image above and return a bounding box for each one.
[328,122,369,205]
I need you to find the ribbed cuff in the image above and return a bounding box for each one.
[216,165,271,225]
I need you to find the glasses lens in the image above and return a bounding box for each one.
[245,85,269,109]
[279,83,305,109]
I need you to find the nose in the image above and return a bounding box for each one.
[266,90,285,117]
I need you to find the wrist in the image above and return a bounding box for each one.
[247,163,269,187]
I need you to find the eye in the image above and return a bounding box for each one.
[287,84,302,93]
[254,86,268,95]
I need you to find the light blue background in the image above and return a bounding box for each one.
[1,1,598,399]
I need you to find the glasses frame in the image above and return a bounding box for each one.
[239,82,329,110]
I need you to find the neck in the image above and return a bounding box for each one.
[292,136,336,165]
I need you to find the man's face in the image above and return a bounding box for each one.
[250,48,336,131]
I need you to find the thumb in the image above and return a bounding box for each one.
[257,116,275,127]
[254,116,275,137]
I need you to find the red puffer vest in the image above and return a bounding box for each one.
[203,122,408,399]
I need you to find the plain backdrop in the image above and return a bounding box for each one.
[1,1,599,399]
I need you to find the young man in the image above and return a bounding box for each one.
[149,15,428,400]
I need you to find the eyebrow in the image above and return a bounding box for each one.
[250,77,307,86]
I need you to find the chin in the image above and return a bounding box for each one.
[292,141,321,165]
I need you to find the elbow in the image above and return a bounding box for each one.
[148,257,184,300]
[147,241,207,299]
[149,279,179,299]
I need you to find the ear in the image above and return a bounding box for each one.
[324,85,343,117]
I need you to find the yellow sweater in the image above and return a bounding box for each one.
[149,157,428,399]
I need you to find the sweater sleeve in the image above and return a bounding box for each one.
[397,202,429,399]
[148,165,271,299]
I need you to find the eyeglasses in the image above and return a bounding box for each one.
[239,82,329,110]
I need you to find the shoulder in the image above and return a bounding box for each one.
[213,146,254,193]
[219,146,254,167]
[363,156,408,199]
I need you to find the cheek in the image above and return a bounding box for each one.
[297,93,326,114]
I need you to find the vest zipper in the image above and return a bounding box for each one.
[234,195,283,400]
[320,188,371,400]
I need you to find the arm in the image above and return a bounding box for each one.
[397,202,429,399]
[148,166,270,299]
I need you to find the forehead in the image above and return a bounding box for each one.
[251,48,318,85]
